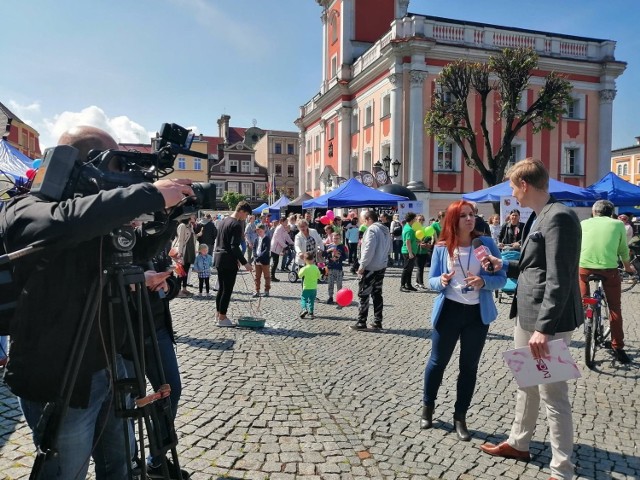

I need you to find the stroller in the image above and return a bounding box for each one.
[497,249,520,303]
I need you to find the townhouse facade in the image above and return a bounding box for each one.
[611,137,640,186]
[296,0,626,215]
[0,100,41,159]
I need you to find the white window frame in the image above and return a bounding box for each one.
[380,142,391,160]
[275,142,282,154]
[364,103,373,126]
[506,139,526,169]
[275,163,283,176]
[561,144,584,175]
[229,160,239,173]
[315,134,320,150]
[287,143,294,155]
[330,55,338,79]
[329,122,335,140]
[352,109,359,132]
[564,94,585,120]
[193,158,202,171]
[617,163,624,176]
[382,93,391,117]
[241,182,252,196]
[214,182,224,198]
[434,141,459,172]
[363,150,372,171]
[241,160,251,173]
[177,157,186,170]
[287,164,295,177]
[227,182,239,193]
[306,139,311,152]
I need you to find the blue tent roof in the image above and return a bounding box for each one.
[303,178,409,208]
[463,178,600,203]
[586,172,640,207]
[268,195,290,215]
[252,202,269,215]
[0,139,33,181]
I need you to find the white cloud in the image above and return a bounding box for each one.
[41,106,155,149]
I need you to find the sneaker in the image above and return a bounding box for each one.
[147,458,191,479]
[271,277,280,282]
[416,283,424,289]
[299,310,308,318]
[350,321,367,330]
[371,321,382,330]
[264,291,270,297]
[217,318,235,327]
[252,292,260,298]
[405,285,418,292]
[308,313,315,319]
[400,286,411,293]
[327,297,334,305]
[613,348,632,364]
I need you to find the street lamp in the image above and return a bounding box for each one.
[377,155,401,178]
[326,175,333,188]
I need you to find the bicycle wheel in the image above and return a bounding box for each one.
[619,269,637,293]
[584,316,596,369]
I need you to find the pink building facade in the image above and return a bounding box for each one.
[296,0,626,215]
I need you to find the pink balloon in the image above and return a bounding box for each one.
[336,288,354,307]
[326,210,335,220]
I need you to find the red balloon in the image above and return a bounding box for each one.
[320,215,330,225]
[336,288,354,307]
[25,168,37,180]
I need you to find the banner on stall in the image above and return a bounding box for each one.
[397,200,424,218]
[499,196,533,224]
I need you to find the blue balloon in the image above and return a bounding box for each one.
[32,159,42,169]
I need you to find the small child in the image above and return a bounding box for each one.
[324,232,348,306]
[298,251,321,319]
[192,243,213,296]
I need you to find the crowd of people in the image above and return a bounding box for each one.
[1,131,639,480]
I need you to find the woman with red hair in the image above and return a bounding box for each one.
[421,200,506,441]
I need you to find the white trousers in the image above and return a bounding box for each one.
[507,324,575,480]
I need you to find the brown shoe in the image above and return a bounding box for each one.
[479,441,530,461]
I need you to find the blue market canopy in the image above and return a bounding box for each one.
[0,139,33,181]
[303,178,409,208]
[252,202,269,215]
[268,195,290,215]
[463,178,599,203]
[586,172,640,206]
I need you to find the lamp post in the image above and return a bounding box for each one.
[375,155,401,183]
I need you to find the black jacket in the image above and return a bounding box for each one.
[252,235,271,265]
[0,184,164,407]
[199,221,217,249]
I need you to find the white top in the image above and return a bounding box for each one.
[444,246,481,305]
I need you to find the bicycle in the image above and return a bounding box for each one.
[582,274,611,369]
[618,252,640,292]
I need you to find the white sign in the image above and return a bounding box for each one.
[397,200,424,218]
[499,196,533,225]
[502,339,581,388]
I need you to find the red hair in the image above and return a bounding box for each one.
[438,200,481,257]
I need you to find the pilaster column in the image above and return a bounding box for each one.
[389,72,403,184]
[407,70,427,190]
[336,106,352,179]
[598,88,616,179]
[297,129,306,193]
[321,11,328,94]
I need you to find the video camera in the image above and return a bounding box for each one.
[30,123,215,210]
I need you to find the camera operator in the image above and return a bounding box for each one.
[0,126,194,480]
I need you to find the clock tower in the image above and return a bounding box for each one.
[316,0,410,90]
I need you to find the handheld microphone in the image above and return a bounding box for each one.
[472,238,494,272]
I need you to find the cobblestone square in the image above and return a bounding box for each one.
[1,268,639,479]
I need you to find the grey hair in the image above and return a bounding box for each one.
[592,200,615,217]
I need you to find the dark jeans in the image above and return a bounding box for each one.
[358,268,386,323]
[348,242,358,264]
[281,248,294,270]
[415,253,430,285]
[270,252,280,279]
[423,299,489,415]
[198,277,210,294]
[401,254,416,287]
[216,265,238,315]
[393,240,403,265]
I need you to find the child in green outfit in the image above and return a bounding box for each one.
[298,251,322,319]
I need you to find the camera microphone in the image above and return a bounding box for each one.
[471,238,494,272]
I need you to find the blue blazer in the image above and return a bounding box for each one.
[428,236,507,328]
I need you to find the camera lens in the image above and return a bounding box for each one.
[190,182,216,210]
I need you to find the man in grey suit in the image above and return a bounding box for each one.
[479,158,582,480]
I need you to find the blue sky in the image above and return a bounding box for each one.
[2,0,638,151]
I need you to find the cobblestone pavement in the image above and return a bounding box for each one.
[1,267,639,479]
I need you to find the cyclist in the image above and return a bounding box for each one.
[579,200,636,364]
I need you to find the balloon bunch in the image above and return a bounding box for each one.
[25,158,42,181]
[415,225,436,240]
[319,210,336,225]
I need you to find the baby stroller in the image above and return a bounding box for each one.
[288,258,329,283]
[497,249,520,303]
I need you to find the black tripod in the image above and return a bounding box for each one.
[30,258,183,480]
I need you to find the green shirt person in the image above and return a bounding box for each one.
[401,216,418,256]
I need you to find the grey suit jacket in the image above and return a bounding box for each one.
[507,199,583,334]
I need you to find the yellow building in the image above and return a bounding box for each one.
[1,100,41,159]
[611,137,640,186]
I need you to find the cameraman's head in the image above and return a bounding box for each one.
[58,126,119,167]
[233,201,253,221]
